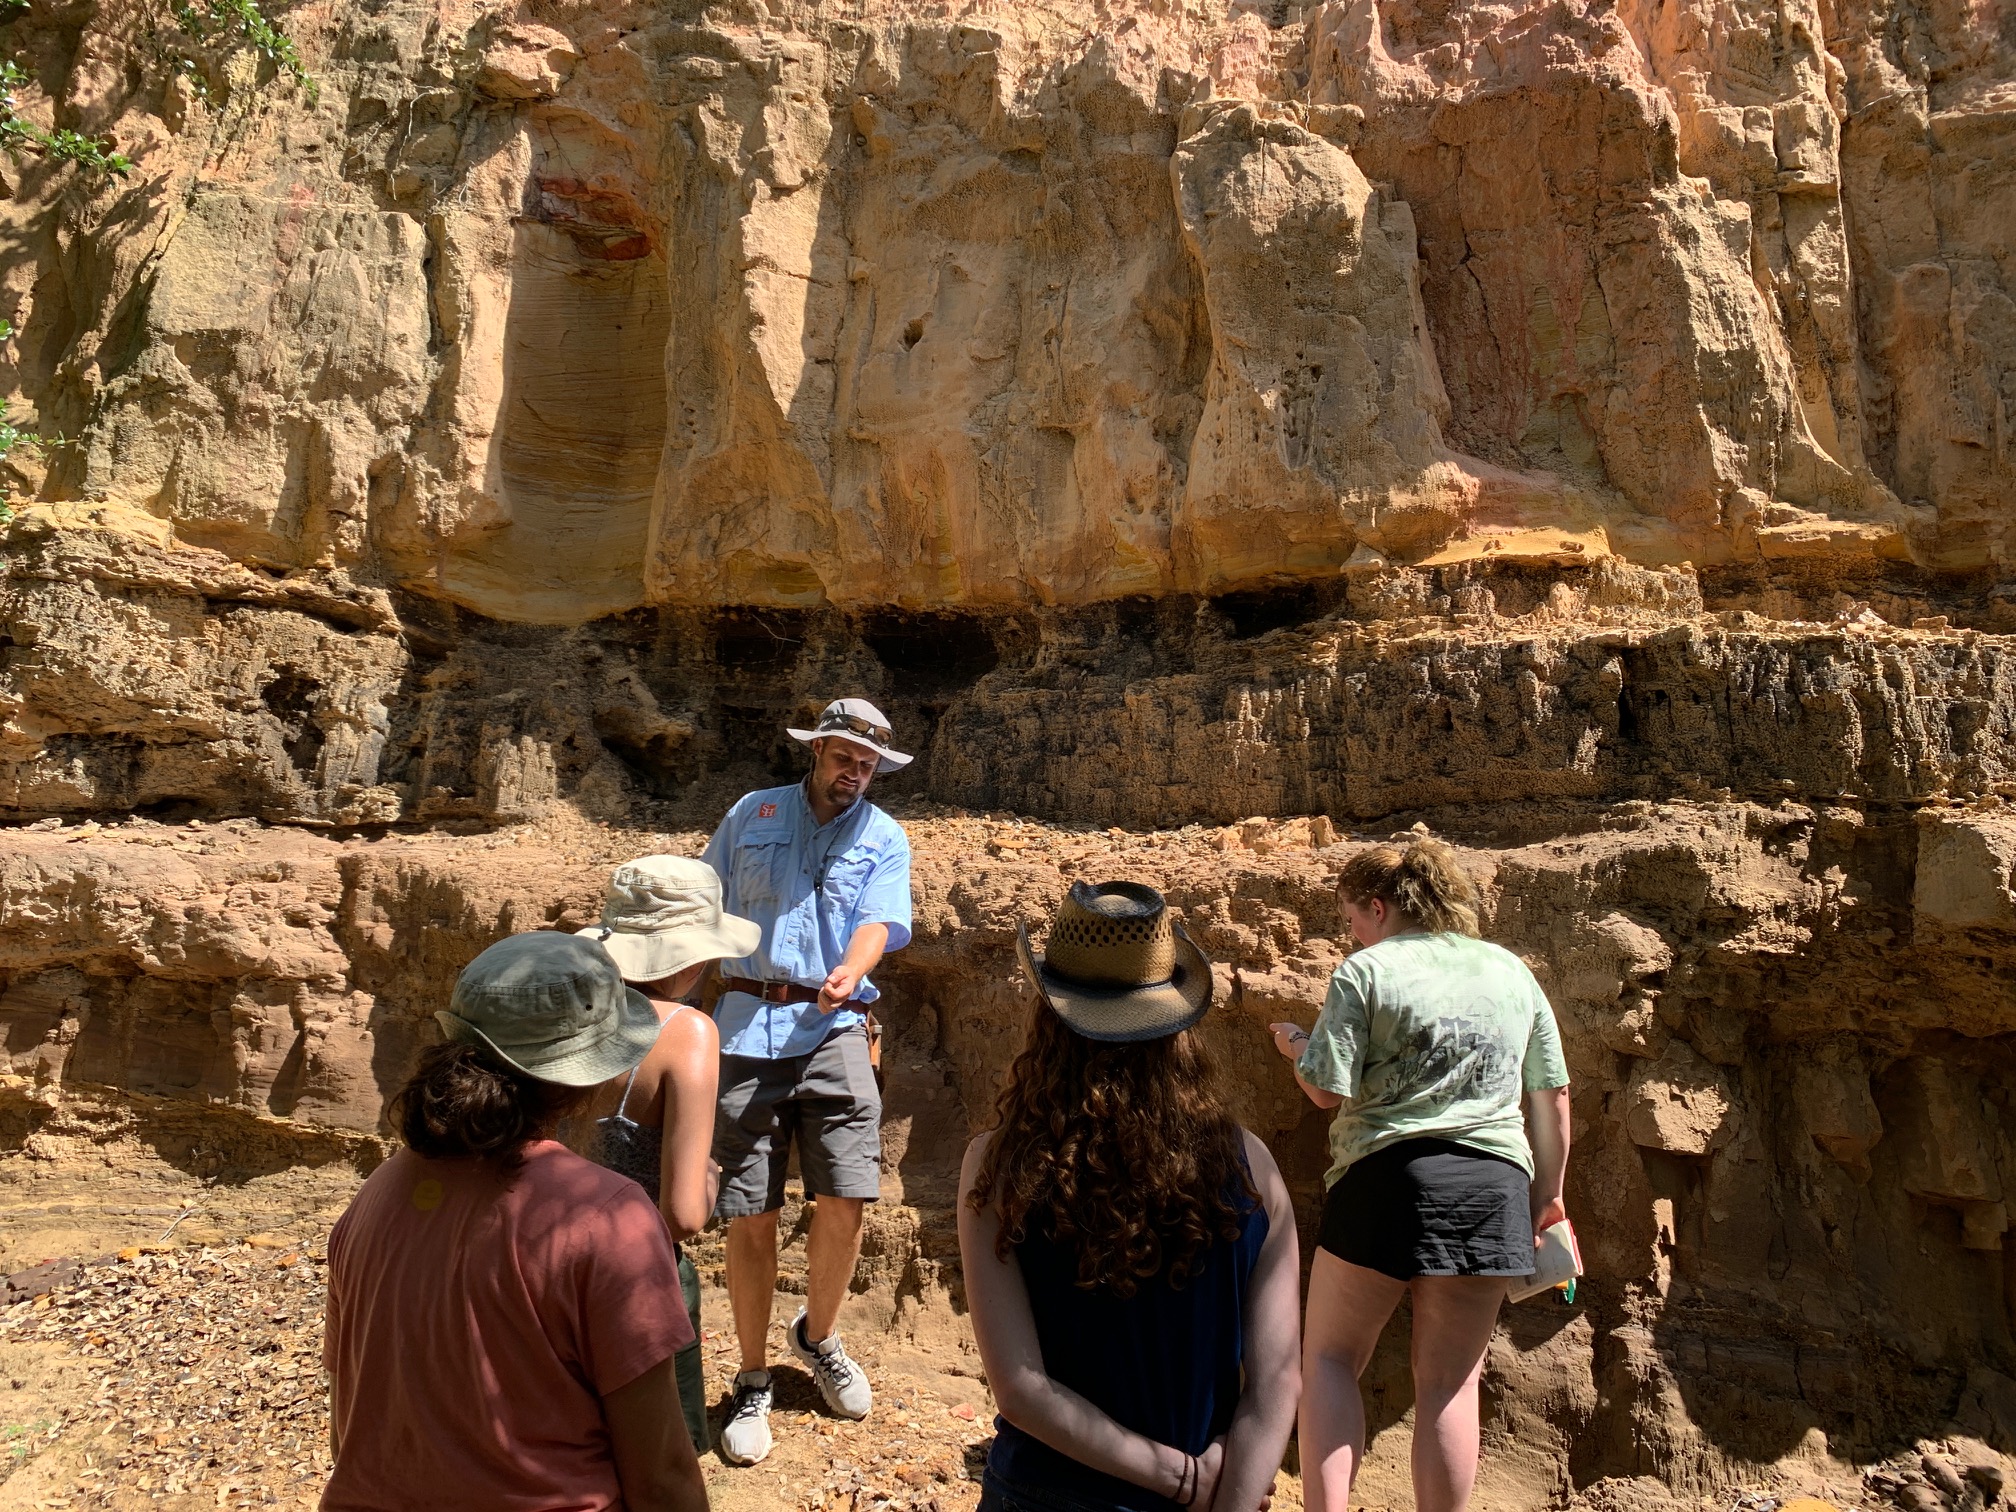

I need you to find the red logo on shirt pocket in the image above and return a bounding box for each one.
[757,803,777,819]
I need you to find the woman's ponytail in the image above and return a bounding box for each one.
[1335,836,1481,936]
[389,1041,586,1163]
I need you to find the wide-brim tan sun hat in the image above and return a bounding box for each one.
[437,932,662,1087]
[1017,880,1214,1043]
[787,696,913,774]
[575,854,763,983]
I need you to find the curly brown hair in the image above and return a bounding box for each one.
[968,1000,1256,1298]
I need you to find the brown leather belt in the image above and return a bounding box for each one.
[719,978,882,1085]
[721,977,822,1006]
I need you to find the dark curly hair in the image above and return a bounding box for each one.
[389,1041,591,1168]
[968,1000,1255,1298]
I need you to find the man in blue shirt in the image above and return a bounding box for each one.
[701,698,914,1466]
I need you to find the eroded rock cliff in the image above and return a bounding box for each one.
[1,0,2014,1505]
[5,799,2015,1506]
[1,0,2010,618]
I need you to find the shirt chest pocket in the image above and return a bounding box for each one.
[819,846,881,916]
[732,835,792,910]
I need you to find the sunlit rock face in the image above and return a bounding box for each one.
[5,0,2008,622]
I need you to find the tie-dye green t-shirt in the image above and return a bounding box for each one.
[1295,932,1569,1186]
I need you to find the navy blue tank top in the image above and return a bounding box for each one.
[985,1193,1268,1512]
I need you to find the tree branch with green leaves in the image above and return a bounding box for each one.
[0,0,315,181]
[0,57,133,174]
[167,0,315,105]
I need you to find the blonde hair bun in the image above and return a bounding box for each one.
[1334,836,1481,937]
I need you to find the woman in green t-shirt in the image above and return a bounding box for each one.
[1268,838,1572,1512]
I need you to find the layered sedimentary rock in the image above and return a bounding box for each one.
[2,0,2015,1503]
[6,508,2015,828]
[5,801,2015,1500]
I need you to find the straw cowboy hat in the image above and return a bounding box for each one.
[438,932,662,1087]
[787,697,913,774]
[575,854,762,983]
[1017,881,1214,1042]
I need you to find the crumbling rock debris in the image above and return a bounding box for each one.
[1861,1441,2015,1512]
[1926,1458,1968,1499]
[2,1254,100,1303]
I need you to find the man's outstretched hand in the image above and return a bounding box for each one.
[819,964,865,1014]
[818,922,888,1014]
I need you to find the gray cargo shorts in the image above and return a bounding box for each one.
[714,1024,883,1218]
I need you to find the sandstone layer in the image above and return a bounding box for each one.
[0,0,2010,620]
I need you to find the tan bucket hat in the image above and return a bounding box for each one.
[787,697,913,773]
[1017,881,1214,1042]
[576,855,763,983]
[438,932,661,1087]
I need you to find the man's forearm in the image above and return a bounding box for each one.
[820,922,891,1012]
[840,922,889,981]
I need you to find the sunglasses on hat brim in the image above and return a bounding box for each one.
[815,713,893,746]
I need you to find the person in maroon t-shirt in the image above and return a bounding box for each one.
[323,932,710,1512]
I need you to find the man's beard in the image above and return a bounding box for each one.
[814,774,864,811]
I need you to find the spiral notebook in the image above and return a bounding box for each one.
[1508,1219,1582,1303]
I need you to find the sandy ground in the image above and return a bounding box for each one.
[2,1130,1974,1512]
[0,1149,1014,1512]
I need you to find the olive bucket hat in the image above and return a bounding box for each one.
[1017,880,1214,1042]
[437,932,662,1087]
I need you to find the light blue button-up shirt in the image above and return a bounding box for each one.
[700,780,914,1060]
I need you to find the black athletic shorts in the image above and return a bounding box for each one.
[1319,1136,1535,1280]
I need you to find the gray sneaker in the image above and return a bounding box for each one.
[789,1308,872,1420]
[717,1369,773,1465]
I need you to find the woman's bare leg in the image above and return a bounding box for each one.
[1300,1251,1406,1512]
[1406,1276,1509,1512]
